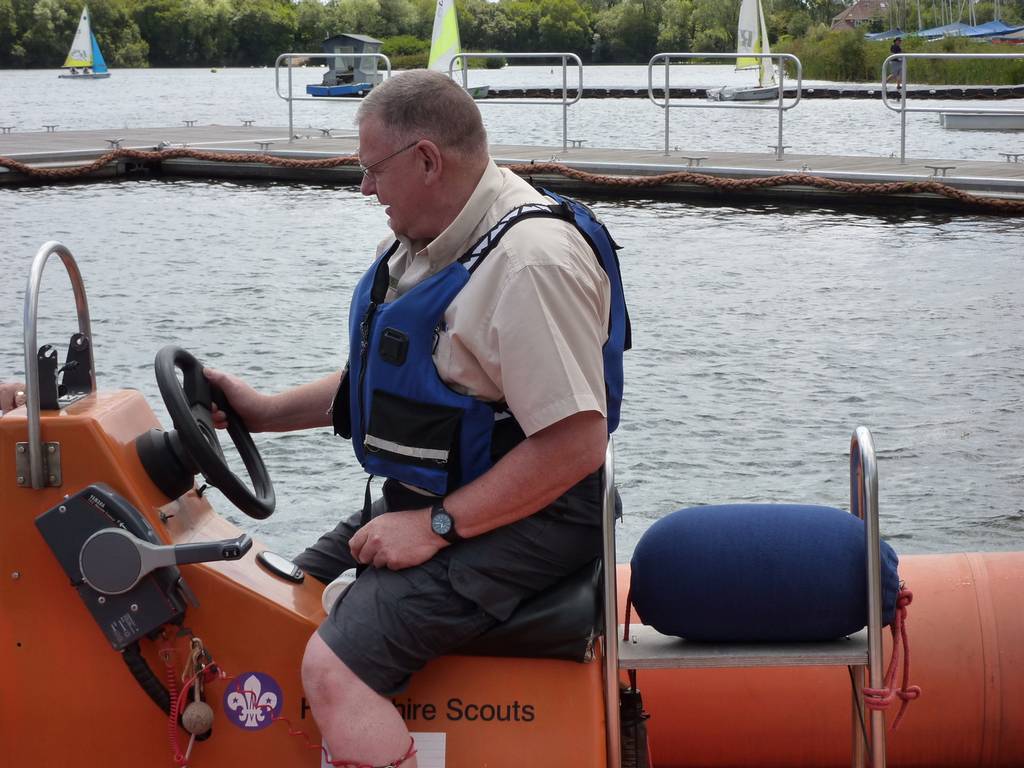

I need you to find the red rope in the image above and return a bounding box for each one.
[160,642,188,766]
[268,712,416,768]
[327,735,417,768]
[863,588,922,730]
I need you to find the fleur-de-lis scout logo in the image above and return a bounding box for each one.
[223,672,283,730]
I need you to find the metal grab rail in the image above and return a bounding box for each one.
[457,52,584,150]
[22,241,95,489]
[850,425,885,767]
[648,53,803,160]
[882,52,1024,163]
[599,439,620,768]
[274,53,393,143]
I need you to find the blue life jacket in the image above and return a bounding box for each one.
[336,190,630,497]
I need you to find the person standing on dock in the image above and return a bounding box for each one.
[886,37,904,86]
[204,69,629,768]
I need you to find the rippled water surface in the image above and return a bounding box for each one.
[2,178,1021,559]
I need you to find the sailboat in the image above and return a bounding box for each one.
[58,6,110,80]
[706,0,776,101]
[429,0,489,99]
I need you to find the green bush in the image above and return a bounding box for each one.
[387,51,429,69]
[381,35,429,57]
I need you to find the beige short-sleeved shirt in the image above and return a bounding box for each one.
[380,161,610,436]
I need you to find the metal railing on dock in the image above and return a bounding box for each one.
[648,53,803,161]
[458,52,583,150]
[274,52,393,142]
[882,51,1024,163]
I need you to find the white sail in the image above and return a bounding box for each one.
[735,0,775,87]
[735,0,759,70]
[757,0,776,88]
[428,0,462,74]
[63,7,94,68]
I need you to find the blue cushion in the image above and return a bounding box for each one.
[629,504,900,642]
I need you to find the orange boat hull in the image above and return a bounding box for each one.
[2,390,1022,767]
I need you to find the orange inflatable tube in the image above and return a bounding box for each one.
[617,554,1024,767]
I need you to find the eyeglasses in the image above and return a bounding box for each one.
[358,140,420,180]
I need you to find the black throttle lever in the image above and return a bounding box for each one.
[79,528,252,595]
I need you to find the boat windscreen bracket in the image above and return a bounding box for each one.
[15,441,61,487]
[36,345,60,411]
[37,333,95,411]
[61,332,95,398]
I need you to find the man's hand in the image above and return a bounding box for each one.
[349,508,446,570]
[0,381,27,415]
[203,368,269,431]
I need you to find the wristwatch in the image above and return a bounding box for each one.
[430,500,462,544]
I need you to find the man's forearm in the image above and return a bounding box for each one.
[262,371,342,432]
[443,410,608,538]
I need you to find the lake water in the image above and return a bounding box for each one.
[1,67,1022,561]
[2,64,1023,160]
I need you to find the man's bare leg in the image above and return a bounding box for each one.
[302,633,418,767]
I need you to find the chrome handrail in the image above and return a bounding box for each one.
[457,52,584,150]
[274,52,394,142]
[881,51,1024,163]
[22,241,95,489]
[600,438,620,768]
[648,52,803,160]
[850,425,885,767]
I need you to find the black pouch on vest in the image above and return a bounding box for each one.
[331,369,352,438]
[365,390,461,472]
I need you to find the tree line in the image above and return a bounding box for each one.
[2,0,1023,74]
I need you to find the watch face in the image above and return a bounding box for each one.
[432,511,452,536]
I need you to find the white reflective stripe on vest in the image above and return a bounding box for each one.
[364,435,450,463]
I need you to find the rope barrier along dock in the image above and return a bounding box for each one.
[2,128,1024,213]
[484,84,1024,100]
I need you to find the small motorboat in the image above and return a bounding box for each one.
[2,242,1023,768]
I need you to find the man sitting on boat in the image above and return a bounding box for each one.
[203,70,628,767]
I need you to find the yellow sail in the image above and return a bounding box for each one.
[428,0,462,73]
[63,7,94,68]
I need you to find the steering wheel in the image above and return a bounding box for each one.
[153,346,275,520]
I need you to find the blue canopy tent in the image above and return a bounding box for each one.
[962,20,1024,37]
[865,28,906,41]
[916,22,974,38]
[912,20,1024,39]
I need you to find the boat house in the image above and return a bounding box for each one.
[319,33,384,88]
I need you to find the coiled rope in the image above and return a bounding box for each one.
[2,147,1023,213]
